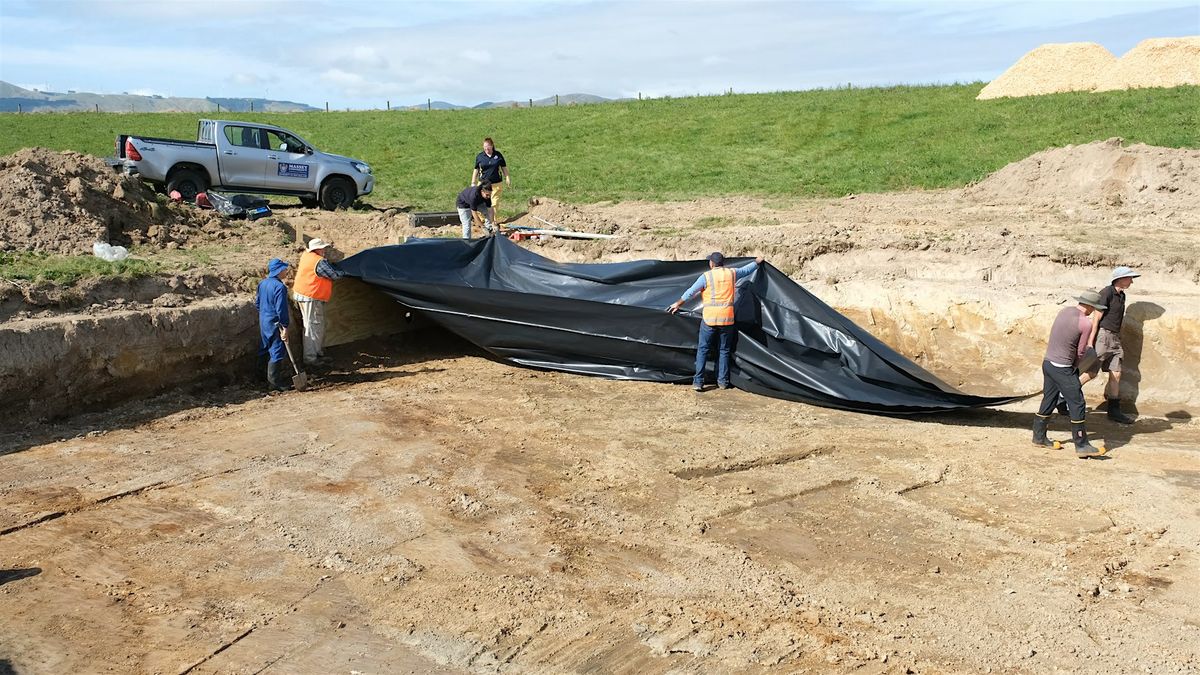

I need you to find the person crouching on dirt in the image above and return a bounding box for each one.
[457,182,494,239]
[1033,290,1107,457]
[667,251,764,391]
[256,258,293,391]
[292,238,345,367]
[1080,266,1140,424]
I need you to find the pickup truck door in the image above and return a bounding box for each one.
[262,129,317,191]
[216,124,271,187]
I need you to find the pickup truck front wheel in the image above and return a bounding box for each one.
[166,169,207,203]
[319,177,355,211]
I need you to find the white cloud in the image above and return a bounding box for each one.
[461,49,493,64]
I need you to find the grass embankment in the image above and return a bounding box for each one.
[0,83,1197,217]
[0,251,161,283]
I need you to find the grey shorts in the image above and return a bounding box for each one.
[1093,328,1123,373]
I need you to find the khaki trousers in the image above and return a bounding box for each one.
[296,299,326,363]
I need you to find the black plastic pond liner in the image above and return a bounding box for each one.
[342,236,1026,415]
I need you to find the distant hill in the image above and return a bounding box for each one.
[0,81,318,113]
[404,93,626,110]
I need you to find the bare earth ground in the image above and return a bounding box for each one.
[2,141,1199,673]
[1,340,1197,674]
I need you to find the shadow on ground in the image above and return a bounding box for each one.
[0,328,471,458]
[923,407,1178,451]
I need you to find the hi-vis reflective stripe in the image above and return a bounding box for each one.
[701,268,736,326]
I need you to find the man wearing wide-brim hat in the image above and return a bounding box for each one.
[292,237,345,367]
[1081,266,1141,424]
[1033,290,1108,457]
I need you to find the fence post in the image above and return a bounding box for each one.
[250,101,254,112]
[528,98,533,108]
[386,100,390,111]
[638,92,642,100]
[217,103,221,113]
[17,104,21,113]
[326,101,329,112]
[427,98,431,111]
[555,94,559,106]
[95,103,99,112]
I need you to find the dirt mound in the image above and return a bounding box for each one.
[516,196,623,234]
[1095,36,1200,92]
[977,42,1115,100]
[0,147,218,254]
[964,138,1200,208]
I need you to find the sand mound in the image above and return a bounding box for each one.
[0,148,217,254]
[977,42,1115,100]
[964,138,1200,208]
[1095,36,1200,92]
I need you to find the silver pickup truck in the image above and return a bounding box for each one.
[113,119,373,210]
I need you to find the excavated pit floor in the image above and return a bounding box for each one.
[1,330,1197,673]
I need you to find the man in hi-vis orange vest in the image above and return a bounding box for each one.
[292,238,345,366]
[668,252,764,391]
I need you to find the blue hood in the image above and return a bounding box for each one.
[267,258,290,278]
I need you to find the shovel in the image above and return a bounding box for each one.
[283,337,309,391]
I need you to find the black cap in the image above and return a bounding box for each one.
[707,252,725,266]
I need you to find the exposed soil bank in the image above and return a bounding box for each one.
[0,297,256,421]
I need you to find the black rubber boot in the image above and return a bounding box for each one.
[1106,398,1134,425]
[1032,416,1052,447]
[1071,422,1104,458]
[267,360,292,391]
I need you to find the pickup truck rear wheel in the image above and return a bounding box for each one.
[319,177,355,210]
[166,169,206,202]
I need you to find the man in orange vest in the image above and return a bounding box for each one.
[667,251,764,391]
[292,238,345,366]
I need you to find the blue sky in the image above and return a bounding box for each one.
[0,0,1195,108]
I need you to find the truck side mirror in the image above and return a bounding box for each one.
[305,147,314,155]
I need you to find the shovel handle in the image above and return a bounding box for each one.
[283,331,304,375]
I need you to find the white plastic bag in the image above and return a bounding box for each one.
[92,242,129,262]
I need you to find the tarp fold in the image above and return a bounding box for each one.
[343,236,1022,414]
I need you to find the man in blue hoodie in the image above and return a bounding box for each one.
[256,258,293,391]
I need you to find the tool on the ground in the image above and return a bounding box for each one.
[283,338,309,391]
[527,215,620,239]
[531,215,565,230]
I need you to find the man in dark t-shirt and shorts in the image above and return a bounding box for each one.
[1034,290,1108,457]
[1082,266,1139,424]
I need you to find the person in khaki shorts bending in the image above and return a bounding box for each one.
[1082,266,1139,424]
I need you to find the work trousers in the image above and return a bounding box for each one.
[296,299,327,364]
[694,323,735,387]
[1037,360,1086,422]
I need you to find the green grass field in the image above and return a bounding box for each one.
[1,84,1197,216]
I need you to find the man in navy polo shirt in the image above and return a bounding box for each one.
[470,137,510,228]
[456,182,494,238]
